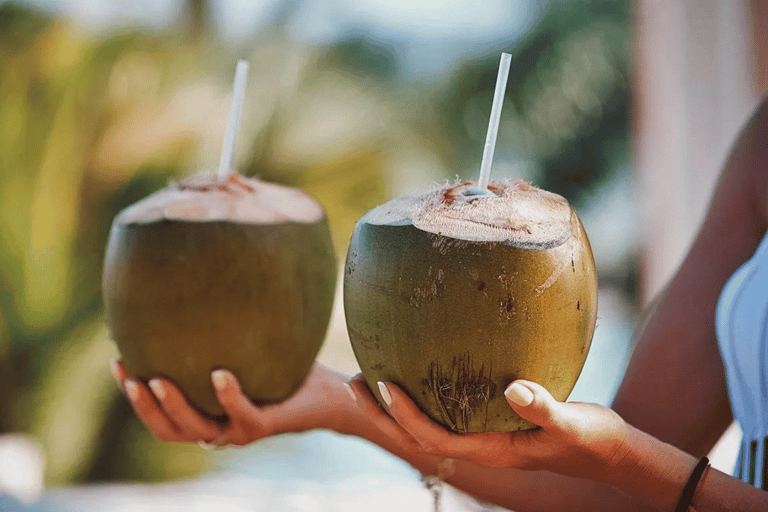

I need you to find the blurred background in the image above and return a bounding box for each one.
[0,0,765,510]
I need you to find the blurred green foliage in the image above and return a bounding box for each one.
[442,0,629,204]
[0,0,629,486]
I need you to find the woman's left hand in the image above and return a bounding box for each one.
[348,375,631,482]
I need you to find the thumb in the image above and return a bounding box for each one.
[504,380,563,428]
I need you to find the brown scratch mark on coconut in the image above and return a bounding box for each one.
[498,293,516,324]
[365,282,398,299]
[428,233,476,255]
[496,265,512,289]
[430,234,451,255]
[422,354,497,433]
[410,268,445,307]
[347,328,379,350]
[576,300,581,310]
[474,272,489,299]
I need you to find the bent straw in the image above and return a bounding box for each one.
[477,52,512,191]
[217,60,249,182]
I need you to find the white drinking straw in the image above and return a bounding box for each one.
[477,53,512,190]
[217,60,249,182]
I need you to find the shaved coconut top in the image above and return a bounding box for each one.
[361,180,573,249]
[116,172,325,225]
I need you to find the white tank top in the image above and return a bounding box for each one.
[715,228,768,489]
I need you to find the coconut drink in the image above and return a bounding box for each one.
[343,54,597,432]
[102,62,336,418]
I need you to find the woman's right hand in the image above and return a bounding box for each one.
[111,359,354,448]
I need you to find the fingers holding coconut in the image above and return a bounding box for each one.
[346,375,393,423]
[378,377,616,471]
[147,377,222,442]
[347,375,423,452]
[112,360,182,441]
[504,380,564,430]
[211,369,274,446]
[349,376,527,464]
[123,378,187,443]
[377,382,456,454]
[496,381,632,476]
[112,359,223,443]
[379,381,537,467]
[504,379,628,454]
[110,358,129,393]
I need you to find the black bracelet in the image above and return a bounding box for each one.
[675,456,710,512]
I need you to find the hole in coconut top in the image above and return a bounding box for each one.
[361,180,573,249]
[115,172,325,225]
[457,186,498,200]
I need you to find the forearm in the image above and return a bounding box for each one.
[451,424,768,512]
[606,425,768,512]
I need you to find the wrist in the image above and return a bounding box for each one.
[604,423,698,511]
[271,367,360,435]
[322,383,367,436]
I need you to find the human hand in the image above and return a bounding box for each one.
[111,359,353,448]
[347,375,631,483]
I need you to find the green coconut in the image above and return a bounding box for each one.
[343,180,597,432]
[103,172,336,418]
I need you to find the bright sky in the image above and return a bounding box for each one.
[7,0,540,75]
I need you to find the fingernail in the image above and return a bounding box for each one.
[109,358,121,381]
[505,382,534,407]
[124,380,139,402]
[212,369,230,390]
[377,381,392,406]
[148,379,166,400]
[343,383,357,403]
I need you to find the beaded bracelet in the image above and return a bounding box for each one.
[675,456,710,512]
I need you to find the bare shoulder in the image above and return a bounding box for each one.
[749,96,768,223]
[724,94,768,227]
[613,95,768,454]
[701,95,768,258]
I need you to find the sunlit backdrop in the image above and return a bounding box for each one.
[0,0,635,505]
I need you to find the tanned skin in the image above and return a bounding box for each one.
[112,97,768,511]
